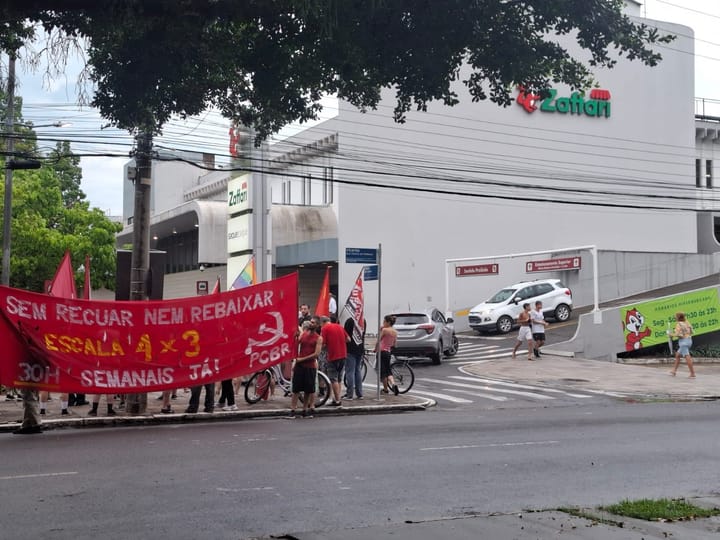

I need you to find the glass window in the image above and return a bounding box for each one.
[696,159,702,188]
[706,159,713,188]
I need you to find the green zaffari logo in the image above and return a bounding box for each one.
[517,87,611,118]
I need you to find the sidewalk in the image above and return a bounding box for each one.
[0,384,433,433]
[462,353,720,400]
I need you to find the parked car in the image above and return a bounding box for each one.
[468,279,573,334]
[390,308,459,365]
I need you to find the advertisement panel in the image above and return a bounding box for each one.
[227,214,251,254]
[621,288,720,351]
[526,257,581,273]
[228,174,251,215]
[455,264,499,277]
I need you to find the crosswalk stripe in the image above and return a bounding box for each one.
[450,375,593,398]
[446,352,513,363]
[418,378,555,400]
[405,389,473,404]
[457,344,503,352]
[438,388,509,402]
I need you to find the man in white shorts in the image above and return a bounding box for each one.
[512,303,535,361]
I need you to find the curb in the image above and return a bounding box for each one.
[0,398,436,433]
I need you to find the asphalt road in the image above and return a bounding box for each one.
[2,399,719,539]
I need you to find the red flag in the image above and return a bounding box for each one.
[83,255,91,300]
[314,266,330,317]
[48,251,77,299]
[211,275,221,295]
[339,269,365,345]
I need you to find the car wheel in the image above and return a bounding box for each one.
[554,303,571,322]
[496,315,514,334]
[444,334,459,357]
[430,341,442,365]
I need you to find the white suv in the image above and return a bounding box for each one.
[468,279,573,334]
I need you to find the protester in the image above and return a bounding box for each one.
[530,301,549,358]
[297,303,312,328]
[217,378,238,411]
[320,315,349,406]
[377,315,399,395]
[511,303,534,361]
[343,317,366,400]
[669,312,696,378]
[87,393,117,416]
[39,391,71,415]
[185,382,216,413]
[291,319,322,418]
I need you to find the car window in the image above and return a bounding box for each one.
[487,288,516,303]
[534,283,554,296]
[433,311,446,324]
[516,286,534,300]
[394,314,428,325]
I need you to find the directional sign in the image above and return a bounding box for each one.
[526,256,581,273]
[363,265,378,281]
[346,247,377,264]
[455,263,499,277]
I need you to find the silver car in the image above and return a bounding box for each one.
[391,309,459,365]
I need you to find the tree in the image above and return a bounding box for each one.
[1,1,673,140]
[3,164,120,292]
[48,140,85,208]
[0,100,120,291]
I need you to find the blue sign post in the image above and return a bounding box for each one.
[345,248,377,265]
[363,265,378,281]
[346,245,382,401]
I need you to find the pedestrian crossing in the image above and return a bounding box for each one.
[407,374,598,405]
[444,341,514,363]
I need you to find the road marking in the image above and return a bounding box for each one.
[451,375,593,398]
[217,486,275,492]
[404,389,473,404]
[446,352,513,363]
[439,388,509,402]
[418,378,555,400]
[420,440,559,451]
[0,471,78,481]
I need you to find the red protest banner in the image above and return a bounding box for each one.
[0,273,298,393]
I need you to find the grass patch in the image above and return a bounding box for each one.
[600,498,720,521]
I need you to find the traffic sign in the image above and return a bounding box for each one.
[363,265,378,281]
[346,247,377,264]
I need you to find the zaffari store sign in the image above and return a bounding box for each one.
[517,87,611,118]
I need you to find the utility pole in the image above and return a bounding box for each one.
[2,52,16,287]
[3,51,41,434]
[126,130,153,414]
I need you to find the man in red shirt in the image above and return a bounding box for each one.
[320,315,349,406]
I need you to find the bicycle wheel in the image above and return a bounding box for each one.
[391,361,414,394]
[360,357,368,382]
[244,370,272,404]
[314,370,331,407]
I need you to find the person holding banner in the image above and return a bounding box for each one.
[669,312,696,378]
[343,317,366,400]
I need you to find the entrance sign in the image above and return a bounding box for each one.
[526,257,581,273]
[346,247,377,264]
[0,274,298,393]
[455,264,498,277]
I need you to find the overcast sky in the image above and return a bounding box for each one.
[10,0,720,217]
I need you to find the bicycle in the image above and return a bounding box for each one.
[342,350,414,394]
[244,362,331,407]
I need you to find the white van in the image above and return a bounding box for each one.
[468,279,573,334]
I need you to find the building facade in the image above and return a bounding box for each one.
[117,4,720,331]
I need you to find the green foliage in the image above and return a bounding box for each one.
[601,498,720,521]
[47,140,85,208]
[0,1,674,139]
